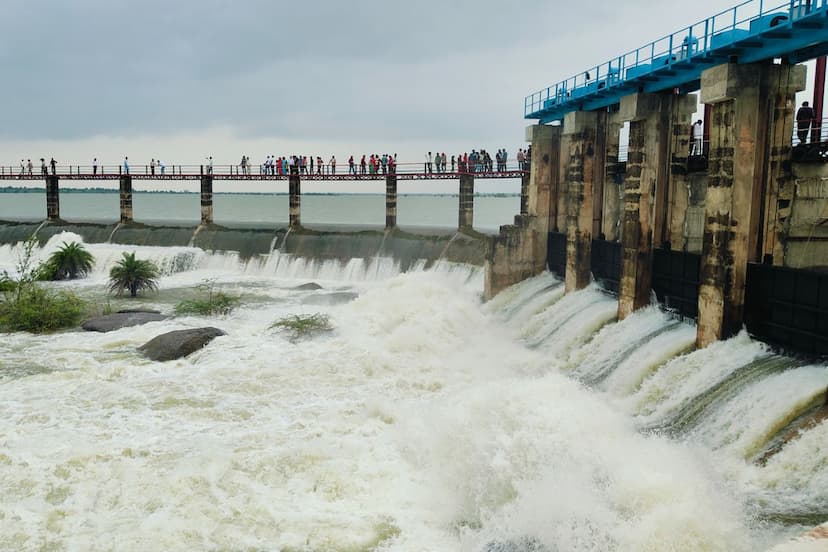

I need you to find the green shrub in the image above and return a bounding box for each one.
[108,252,160,297]
[39,241,95,281]
[270,313,333,342]
[0,285,87,333]
[175,279,241,316]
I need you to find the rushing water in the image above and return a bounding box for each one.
[0,233,826,551]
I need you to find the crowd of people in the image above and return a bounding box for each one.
[13,147,532,177]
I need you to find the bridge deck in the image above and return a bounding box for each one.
[526,0,828,123]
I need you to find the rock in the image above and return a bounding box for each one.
[138,327,226,362]
[302,291,359,306]
[294,282,323,291]
[82,312,167,332]
[117,308,162,314]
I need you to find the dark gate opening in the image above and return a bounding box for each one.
[652,248,701,320]
[591,239,621,293]
[547,231,567,279]
[745,263,828,356]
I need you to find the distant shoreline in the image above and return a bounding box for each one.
[0,186,519,198]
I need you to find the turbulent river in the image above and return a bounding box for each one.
[0,232,826,551]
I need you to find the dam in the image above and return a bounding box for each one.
[0,0,827,550]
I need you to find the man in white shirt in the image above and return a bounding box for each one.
[691,120,704,156]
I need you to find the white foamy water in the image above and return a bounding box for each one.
[0,232,826,550]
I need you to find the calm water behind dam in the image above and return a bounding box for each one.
[0,192,520,231]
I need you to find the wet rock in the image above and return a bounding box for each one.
[117,308,162,314]
[138,327,226,362]
[301,291,359,306]
[82,312,167,332]
[294,282,323,291]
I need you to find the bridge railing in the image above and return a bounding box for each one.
[525,0,826,118]
[0,160,530,178]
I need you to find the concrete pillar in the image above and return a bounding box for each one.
[761,64,807,266]
[458,173,474,230]
[200,175,214,225]
[601,112,624,241]
[483,124,560,299]
[562,111,600,292]
[697,63,805,348]
[520,171,529,215]
[385,174,397,229]
[289,173,301,227]
[666,95,698,250]
[119,176,133,223]
[617,93,671,318]
[45,175,59,221]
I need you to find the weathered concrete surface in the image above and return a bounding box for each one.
[785,165,828,269]
[200,175,214,225]
[697,63,805,348]
[82,311,167,332]
[385,174,397,229]
[138,327,226,362]
[484,125,561,299]
[46,175,60,221]
[119,176,133,223]
[458,174,474,230]
[563,111,600,293]
[666,95,697,250]
[601,112,624,241]
[289,174,300,227]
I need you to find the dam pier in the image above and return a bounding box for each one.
[487,0,828,357]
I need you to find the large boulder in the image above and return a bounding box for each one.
[82,312,167,332]
[293,282,323,291]
[138,327,226,362]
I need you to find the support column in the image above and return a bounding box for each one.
[520,171,530,215]
[761,64,807,265]
[200,175,213,225]
[667,95,698,250]
[617,93,672,319]
[562,111,600,292]
[697,63,805,348]
[458,173,474,230]
[385,174,397,229]
[119,175,133,223]
[289,173,301,227]
[45,175,59,221]
[483,124,560,299]
[601,112,624,241]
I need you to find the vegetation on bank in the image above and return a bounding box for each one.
[0,237,87,333]
[38,241,95,280]
[108,252,160,298]
[270,313,333,342]
[175,279,241,316]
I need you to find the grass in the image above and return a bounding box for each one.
[174,279,241,316]
[270,313,333,342]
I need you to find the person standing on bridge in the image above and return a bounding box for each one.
[797,101,816,144]
[329,156,336,175]
[40,158,47,176]
[451,155,456,172]
[690,120,704,155]
[93,158,98,175]
[49,157,57,175]
[123,157,130,175]
[425,152,433,174]
[19,160,25,177]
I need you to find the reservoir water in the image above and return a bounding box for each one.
[0,228,826,550]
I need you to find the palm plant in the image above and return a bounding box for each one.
[41,241,95,280]
[108,252,160,297]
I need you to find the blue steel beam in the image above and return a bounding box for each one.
[527,0,828,123]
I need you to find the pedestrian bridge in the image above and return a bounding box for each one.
[525,0,828,123]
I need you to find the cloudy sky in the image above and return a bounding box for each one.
[0,0,819,193]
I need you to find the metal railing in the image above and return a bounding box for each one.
[525,0,826,117]
[0,160,531,178]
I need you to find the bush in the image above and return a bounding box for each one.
[270,313,333,342]
[0,235,87,333]
[108,252,160,297]
[0,285,87,333]
[39,241,95,281]
[175,279,241,316]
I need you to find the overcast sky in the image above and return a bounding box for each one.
[0,0,820,193]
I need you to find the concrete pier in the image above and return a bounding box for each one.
[458,173,474,230]
[385,174,397,229]
[46,175,60,221]
[697,63,805,347]
[289,174,301,227]
[666,96,697,249]
[520,170,530,215]
[562,111,600,292]
[601,112,624,241]
[200,175,214,225]
[119,176,133,223]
